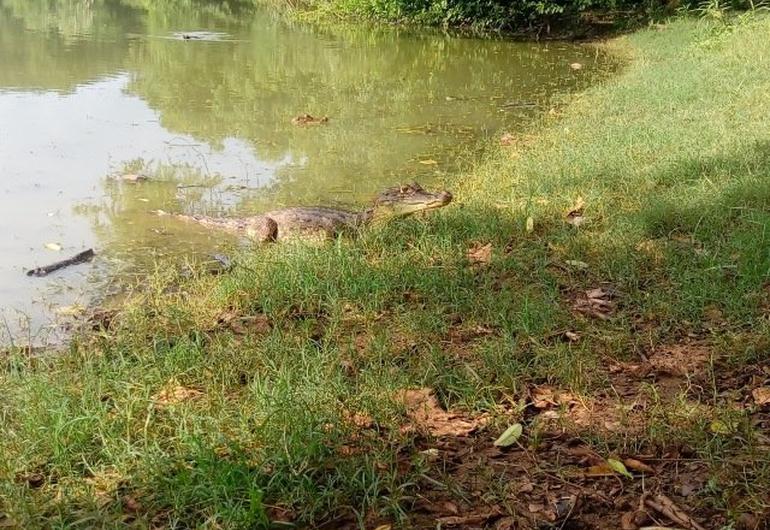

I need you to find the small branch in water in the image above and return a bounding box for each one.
[26,249,95,277]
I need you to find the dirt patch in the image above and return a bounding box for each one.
[647,343,712,378]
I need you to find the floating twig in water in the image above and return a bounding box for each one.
[26,249,95,277]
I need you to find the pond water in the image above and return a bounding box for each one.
[0,0,613,344]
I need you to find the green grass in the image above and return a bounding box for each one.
[3,13,770,529]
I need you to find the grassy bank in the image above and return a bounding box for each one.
[3,13,770,530]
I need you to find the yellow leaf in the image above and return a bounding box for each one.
[710,420,731,434]
[493,423,523,447]
[607,458,633,479]
[419,159,438,165]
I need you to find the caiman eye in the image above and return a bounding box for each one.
[399,186,408,194]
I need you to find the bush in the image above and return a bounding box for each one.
[301,0,764,30]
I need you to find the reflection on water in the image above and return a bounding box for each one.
[0,0,615,343]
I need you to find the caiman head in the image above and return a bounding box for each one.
[371,182,453,220]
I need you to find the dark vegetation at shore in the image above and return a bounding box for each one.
[271,0,764,34]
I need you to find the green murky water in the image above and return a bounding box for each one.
[0,0,613,343]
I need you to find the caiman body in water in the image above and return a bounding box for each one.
[166,182,453,241]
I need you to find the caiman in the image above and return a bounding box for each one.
[162,182,452,242]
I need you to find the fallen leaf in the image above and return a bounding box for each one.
[342,409,374,429]
[531,385,579,408]
[467,243,493,265]
[573,287,616,320]
[396,388,487,437]
[752,387,770,405]
[493,423,523,447]
[608,458,634,479]
[583,462,616,477]
[526,216,534,233]
[373,525,392,530]
[623,458,656,475]
[644,494,707,530]
[45,242,63,251]
[152,381,203,407]
[564,331,581,342]
[621,510,650,530]
[500,133,516,146]
[435,507,501,526]
[565,259,589,269]
[494,516,516,530]
[419,159,438,165]
[122,495,141,513]
[15,472,45,488]
[710,419,732,435]
[570,62,583,70]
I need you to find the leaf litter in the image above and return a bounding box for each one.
[572,286,617,320]
[467,242,493,266]
[396,387,489,437]
[151,380,203,407]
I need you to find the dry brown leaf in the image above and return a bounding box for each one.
[583,462,616,477]
[15,472,45,489]
[495,516,517,530]
[122,495,141,513]
[531,385,580,409]
[752,387,770,405]
[436,507,501,526]
[152,381,202,407]
[372,525,392,530]
[467,242,493,266]
[342,409,374,429]
[623,458,656,475]
[644,494,706,530]
[573,287,616,320]
[564,331,581,342]
[396,388,487,437]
